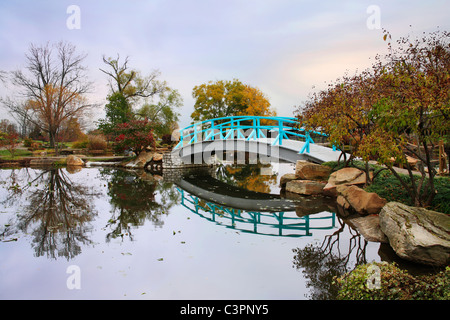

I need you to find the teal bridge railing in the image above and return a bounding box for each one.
[174,116,329,154]
[177,188,336,238]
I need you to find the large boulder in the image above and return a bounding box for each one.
[346,215,389,243]
[279,173,297,188]
[336,185,387,216]
[379,202,450,267]
[286,180,327,196]
[66,155,84,167]
[323,167,370,197]
[295,160,331,180]
[125,151,154,168]
[152,153,163,162]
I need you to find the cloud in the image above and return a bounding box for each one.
[0,0,449,128]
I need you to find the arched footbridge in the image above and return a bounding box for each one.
[172,116,344,165]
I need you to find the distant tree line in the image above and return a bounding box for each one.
[0,40,279,156]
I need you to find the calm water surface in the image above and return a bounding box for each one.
[0,163,385,300]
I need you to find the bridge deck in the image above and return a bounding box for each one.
[173,138,345,164]
[173,116,346,165]
[270,138,343,163]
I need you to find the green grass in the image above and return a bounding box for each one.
[0,149,33,159]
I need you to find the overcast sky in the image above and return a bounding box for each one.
[1,0,449,128]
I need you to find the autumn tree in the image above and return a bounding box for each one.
[57,116,86,142]
[297,29,450,208]
[240,84,277,126]
[358,29,450,207]
[2,41,94,153]
[297,69,383,183]
[191,79,276,122]
[0,119,18,135]
[0,131,20,158]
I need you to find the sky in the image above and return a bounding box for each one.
[0,0,449,129]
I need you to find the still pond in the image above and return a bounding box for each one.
[0,162,391,299]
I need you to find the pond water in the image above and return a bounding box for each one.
[0,162,391,300]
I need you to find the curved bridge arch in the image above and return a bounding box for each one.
[172,116,343,164]
[175,172,337,238]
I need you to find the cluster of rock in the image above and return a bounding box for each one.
[123,151,163,170]
[281,161,387,216]
[280,160,450,267]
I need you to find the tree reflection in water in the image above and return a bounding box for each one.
[213,163,277,194]
[292,216,371,300]
[99,168,180,242]
[1,168,100,260]
[0,167,181,260]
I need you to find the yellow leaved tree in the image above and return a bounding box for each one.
[191,79,276,123]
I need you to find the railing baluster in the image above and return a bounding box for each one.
[173,116,331,156]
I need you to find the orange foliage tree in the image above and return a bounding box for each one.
[296,29,450,207]
[191,79,276,122]
[3,41,95,153]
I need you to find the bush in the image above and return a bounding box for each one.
[334,262,450,300]
[112,119,156,156]
[87,134,108,151]
[432,176,450,215]
[72,138,89,149]
[23,137,33,147]
[365,170,450,215]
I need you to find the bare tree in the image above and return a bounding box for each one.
[99,54,167,105]
[2,41,95,153]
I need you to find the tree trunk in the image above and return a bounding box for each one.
[49,130,59,156]
[444,144,450,174]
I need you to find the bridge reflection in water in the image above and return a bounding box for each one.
[175,172,336,238]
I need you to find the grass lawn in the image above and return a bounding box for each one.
[0,148,33,159]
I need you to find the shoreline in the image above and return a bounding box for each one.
[0,155,132,168]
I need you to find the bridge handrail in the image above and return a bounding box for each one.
[174,116,328,154]
[177,187,336,237]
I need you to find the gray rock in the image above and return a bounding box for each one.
[379,202,450,266]
[346,215,389,243]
